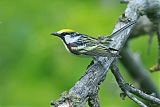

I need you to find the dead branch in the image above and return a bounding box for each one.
[110,61,160,107]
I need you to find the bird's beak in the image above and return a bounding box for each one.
[51,32,60,36]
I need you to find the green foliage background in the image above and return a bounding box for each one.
[0,0,159,107]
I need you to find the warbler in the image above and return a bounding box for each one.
[51,21,136,57]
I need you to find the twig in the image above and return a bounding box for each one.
[110,61,160,106]
[120,47,159,96]
[128,85,160,104]
[110,61,148,107]
[126,91,148,107]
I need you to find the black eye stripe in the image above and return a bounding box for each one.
[62,32,70,35]
[63,32,74,35]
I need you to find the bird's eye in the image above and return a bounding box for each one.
[63,32,70,35]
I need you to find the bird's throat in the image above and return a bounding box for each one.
[66,43,72,52]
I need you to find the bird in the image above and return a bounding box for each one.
[51,21,136,58]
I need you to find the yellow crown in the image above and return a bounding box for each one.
[57,29,74,33]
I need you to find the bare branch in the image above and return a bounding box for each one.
[128,85,160,104]
[110,62,148,107]
[126,91,148,107]
[110,62,160,106]
[120,47,160,96]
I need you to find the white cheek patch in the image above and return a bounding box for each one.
[64,35,81,44]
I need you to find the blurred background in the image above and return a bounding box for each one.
[0,0,159,107]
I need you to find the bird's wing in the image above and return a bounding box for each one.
[70,35,98,51]
[70,35,118,57]
[80,44,118,57]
